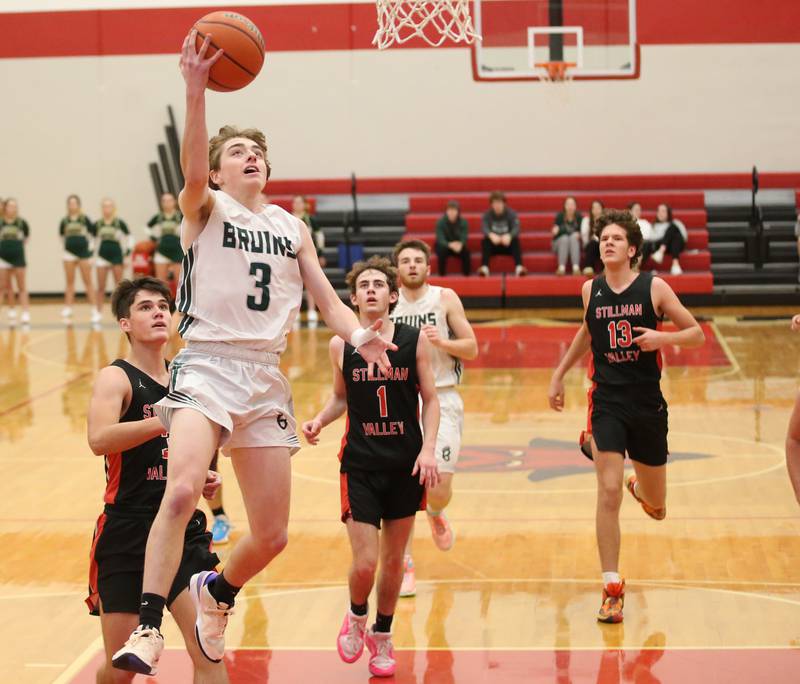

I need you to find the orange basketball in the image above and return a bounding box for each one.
[193,11,265,92]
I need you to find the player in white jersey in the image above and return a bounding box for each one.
[112,32,396,676]
[391,239,478,597]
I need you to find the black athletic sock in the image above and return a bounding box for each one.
[373,612,393,633]
[350,601,368,616]
[211,506,226,517]
[139,593,166,631]
[208,572,240,607]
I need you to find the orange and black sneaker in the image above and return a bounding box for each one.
[626,474,666,520]
[597,580,625,624]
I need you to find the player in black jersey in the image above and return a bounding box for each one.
[302,256,440,678]
[548,210,704,624]
[86,276,228,681]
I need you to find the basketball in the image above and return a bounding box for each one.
[193,11,265,92]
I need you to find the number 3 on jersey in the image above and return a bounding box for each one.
[247,262,271,311]
[607,320,633,349]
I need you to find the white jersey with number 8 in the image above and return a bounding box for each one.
[177,190,303,353]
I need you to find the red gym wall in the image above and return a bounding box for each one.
[0,0,798,292]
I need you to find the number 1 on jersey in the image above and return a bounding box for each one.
[376,385,388,418]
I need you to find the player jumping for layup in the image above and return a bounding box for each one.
[302,256,440,677]
[548,210,704,623]
[112,32,395,674]
[391,239,477,596]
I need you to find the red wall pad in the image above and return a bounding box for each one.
[428,275,503,297]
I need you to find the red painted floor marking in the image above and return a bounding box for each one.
[468,323,728,369]
[68,647,799,683]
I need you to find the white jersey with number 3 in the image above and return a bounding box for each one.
[177,190,303,353]
[391,285,462,388]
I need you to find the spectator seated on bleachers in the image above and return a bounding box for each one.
[642,203,688,275]
[580,199,604,276]
[552,196,583,276]
[435,200,470,276]
[478,191,526,277]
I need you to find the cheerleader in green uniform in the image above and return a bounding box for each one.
[0,198,31,325]
[146,192,183,286]
[59,194,97,321]
[291,195,325,325]
[93,198,131,322]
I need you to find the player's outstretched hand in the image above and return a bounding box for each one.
[302,418,323,445]
[412,449,440,488]
[180,29,224,89]
[356,319,397,377]
[791,314,800,331]
[202,470,222,500]
[632,326,666,352]
[548,376,565,411]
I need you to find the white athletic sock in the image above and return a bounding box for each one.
[602,572,621,587]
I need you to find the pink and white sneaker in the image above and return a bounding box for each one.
[365,628,396,677]
[337,610,367,663]
[427,509,455,551]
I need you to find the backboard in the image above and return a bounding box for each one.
[471,0,639,82]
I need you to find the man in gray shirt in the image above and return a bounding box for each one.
[479,191,526,277]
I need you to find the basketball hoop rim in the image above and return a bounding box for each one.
[534,61,577,82]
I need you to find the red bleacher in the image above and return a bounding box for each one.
[405,190,713,301]
[408,191,706,213]
[406,209,707,232]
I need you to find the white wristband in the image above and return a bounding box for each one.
[350,327,378,350]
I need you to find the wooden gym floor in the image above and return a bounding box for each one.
[2,303,800,683]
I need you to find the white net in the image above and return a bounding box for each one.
[373,0,480,50]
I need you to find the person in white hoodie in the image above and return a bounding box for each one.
[640,203,687,275]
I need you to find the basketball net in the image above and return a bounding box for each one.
[373,0,479,49]
[535,61,576,83]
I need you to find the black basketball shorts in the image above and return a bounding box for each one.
[585,383,669,467]
[86,509,219,615]
[340,468,426,529]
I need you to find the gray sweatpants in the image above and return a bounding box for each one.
[553,232,581,268]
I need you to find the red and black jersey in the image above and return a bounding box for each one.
[102,359,169,512]
[339,323,423,472]
[585,272,663,386]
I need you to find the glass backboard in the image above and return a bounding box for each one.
[471,0,638,82]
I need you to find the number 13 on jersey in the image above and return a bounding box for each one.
[608,320,633,349]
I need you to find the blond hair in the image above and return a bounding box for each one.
[208,125,270,189]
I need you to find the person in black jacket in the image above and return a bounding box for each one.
[478,192,526,277]
[435,201,470,276]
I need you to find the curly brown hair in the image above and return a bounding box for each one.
[593,209,642,267]
[208,125,270,190]
[345,255,399,314]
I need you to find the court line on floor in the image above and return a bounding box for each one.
[233,577,800,612]
[51,635,102,684]
[292,428,787,495]
[157,643,800,652]
[9,575,800,604]
[0,371,91,419]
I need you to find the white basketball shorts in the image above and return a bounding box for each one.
[155,341,300,453]
[434,387,464,474]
